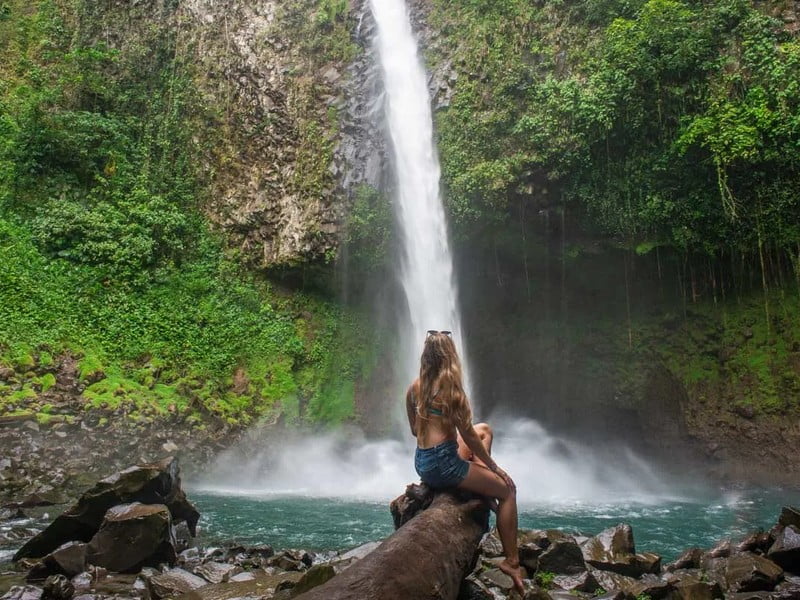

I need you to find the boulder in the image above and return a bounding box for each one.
[590,569,639,596]
[671,575,723,600]
[553,571,600,593]
[479,531,503,558]
[707,539,732,559]
[194,562,241,584]
[767,525,800,573]
[723,553,784,593]
[1,587,43,600]
[85,502,176,572]
[627,574,674,599]
[25,542,87,581]
[458,574,495,600]
[13,457,198,561]
[582,525,660,577]
[182,571,303,600]
[592,591,628,600]
[778,507,800,530]
[148,568,208,600]
[291,565,336,596]
[45,543,86,578]
[480,567,514,593]
[41,575,74,600]
[338,541,380,562]
[736,531,773,554]
[772,573,800,600]
[538,536,585,575]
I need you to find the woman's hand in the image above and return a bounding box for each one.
[493,465,516,492]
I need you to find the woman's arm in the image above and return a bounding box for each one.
[405,384,417,437]
[455,408,516,490]
[457,421,497,471]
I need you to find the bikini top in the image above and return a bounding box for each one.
[413,387,444,416]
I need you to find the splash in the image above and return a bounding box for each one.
[192,419,677,504]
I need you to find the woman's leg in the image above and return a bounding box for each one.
[457,422,493,465]
[457,462,524,595]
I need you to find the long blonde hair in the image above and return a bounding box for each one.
[416,332,472,437]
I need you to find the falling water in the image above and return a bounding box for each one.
[368,0,468,390]
[196,0,679,506]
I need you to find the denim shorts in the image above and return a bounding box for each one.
[415,439,470,489]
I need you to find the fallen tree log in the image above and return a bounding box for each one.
[294,483,488,600]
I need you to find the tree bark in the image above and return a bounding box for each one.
[294,484,488,600]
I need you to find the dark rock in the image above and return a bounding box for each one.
[479,531,503,558]
[724,553,784,592]
[592,591,628,600]
[666,548,704,572]
[672,575,723,600]
[68,574,91,593]
[193,562,241,584]
[634,552,662,575]
[0,508,28,520]
[707,539,733,559]
[86,502,176,572]
[590,569,639,596]
[627,574,673,599]
[266,553,305,572]
[27,542,86,580]
[768,524,800,573]
[778,507,800,529]
[458,574,494,600]
[338,541,379,562]
[245,544,274,559]
[736,531,773,554]
[772,573,800,599]
[147,568,207,600]
[13,457,198,561]
[285,549,314,567]
[582,525,660,577]
[1,587,43,600]
[553,571,599,593]
[479,568,513,591]
[41,575,73,600]
[538,536,585,575]
[291,565,336,596]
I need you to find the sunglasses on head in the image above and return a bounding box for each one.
[426,330,452,337]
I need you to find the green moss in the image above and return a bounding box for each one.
[78,353,105,382]
[39,373,56,392]
[8,387,37,404]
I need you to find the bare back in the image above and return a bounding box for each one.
[406,379,459,448]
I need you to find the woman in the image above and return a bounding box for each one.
[406,330,524,595]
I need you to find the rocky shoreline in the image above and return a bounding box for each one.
[1,459,798,600]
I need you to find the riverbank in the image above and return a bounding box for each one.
[0,458,798,600]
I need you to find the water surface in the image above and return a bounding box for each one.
[191,488,797,562]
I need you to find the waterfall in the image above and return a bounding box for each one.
[368,0,470,394]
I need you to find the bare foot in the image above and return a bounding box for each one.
[499,558,525,596]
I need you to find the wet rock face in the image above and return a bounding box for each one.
[724,553,784,592]
[85,503,176,573]
[768,524,800,573]
[582,524,661,577]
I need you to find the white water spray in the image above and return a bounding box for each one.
[195,0,679,508]
[194,419,677,504]
[369,0,468,389]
